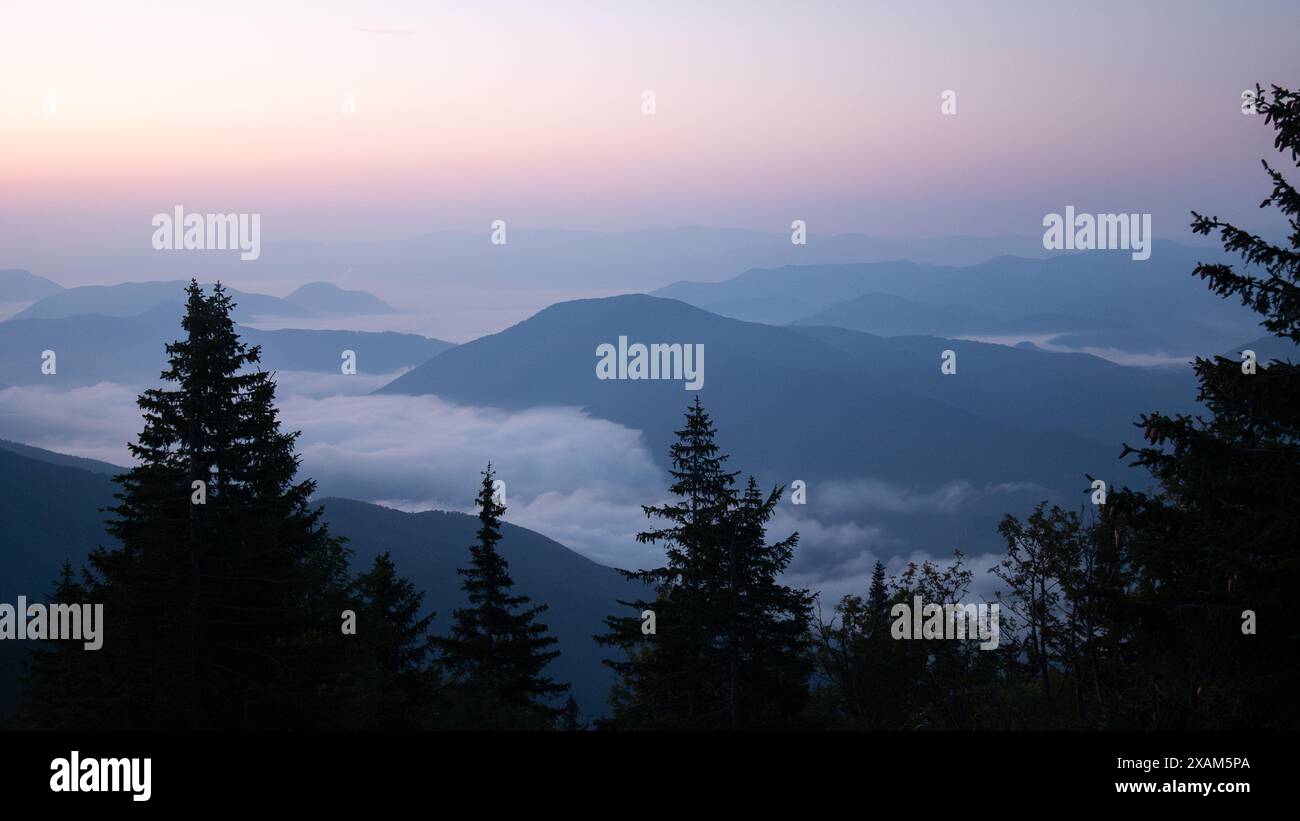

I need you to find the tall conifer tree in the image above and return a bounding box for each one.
[599,399,813,729]
[42,281,353,729]
[1111,84,1300,728]
[436,465,568,729]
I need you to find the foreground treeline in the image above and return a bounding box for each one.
[600,84,1299,730]
[803,85,1299,730]
[15,85,1299,732]
[17,283,573,731]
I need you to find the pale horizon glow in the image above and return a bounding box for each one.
[2,0,1298,283]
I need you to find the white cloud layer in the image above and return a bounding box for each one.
[0,381,1024,600]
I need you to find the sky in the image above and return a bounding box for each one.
[3,0,1298,283]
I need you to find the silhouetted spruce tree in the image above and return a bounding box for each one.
[436,465,568,729]
[598,398,813,729]
[31,281,353,730]
[727,476,816,726]
[340,551,441,729]
[598,398,736,729]
[1107,84,1300,729]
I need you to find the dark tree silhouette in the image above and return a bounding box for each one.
[599,399,813,729]
[1107,84,1300,728]
[339,551,442,729]
[436,465,569,729]
[23,282,355,729]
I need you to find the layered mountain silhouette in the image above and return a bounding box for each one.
[791,292,1003,338]
[0,270,63,303]
[654,243,1262,356]
[11,279,395,323]
[371,294,1201,558]
[11,280,307,322]
[788,325,1198,446]
[0,304,452,386]
[0,439,121,475]
[34,229,1058,294]
[377,294,1196,506]
[1225,335,1300,365]
[285,282,396,316]
[0,443,637,720]
[372,294,1204,559]
[789,293,1179,352]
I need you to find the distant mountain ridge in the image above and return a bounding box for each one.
[378,292,1194,471]
[285,281,395,316]
[10,279,395,323]
[0,304,453,386]
[793,292,1002,338]
[1224,335,1299,364]
[0,269,63,303]
[792,293,1183,356]
[376,293,1198,564]
[0,439,124,475]
[14,229,1066,296]
[653,242,1262,356]
[9,280,306,322]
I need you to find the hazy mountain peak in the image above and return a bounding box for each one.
[284,282,395,316]
[0,269,64,302]
[7,280,309,322]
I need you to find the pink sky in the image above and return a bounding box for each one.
[2,0,1297,262]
